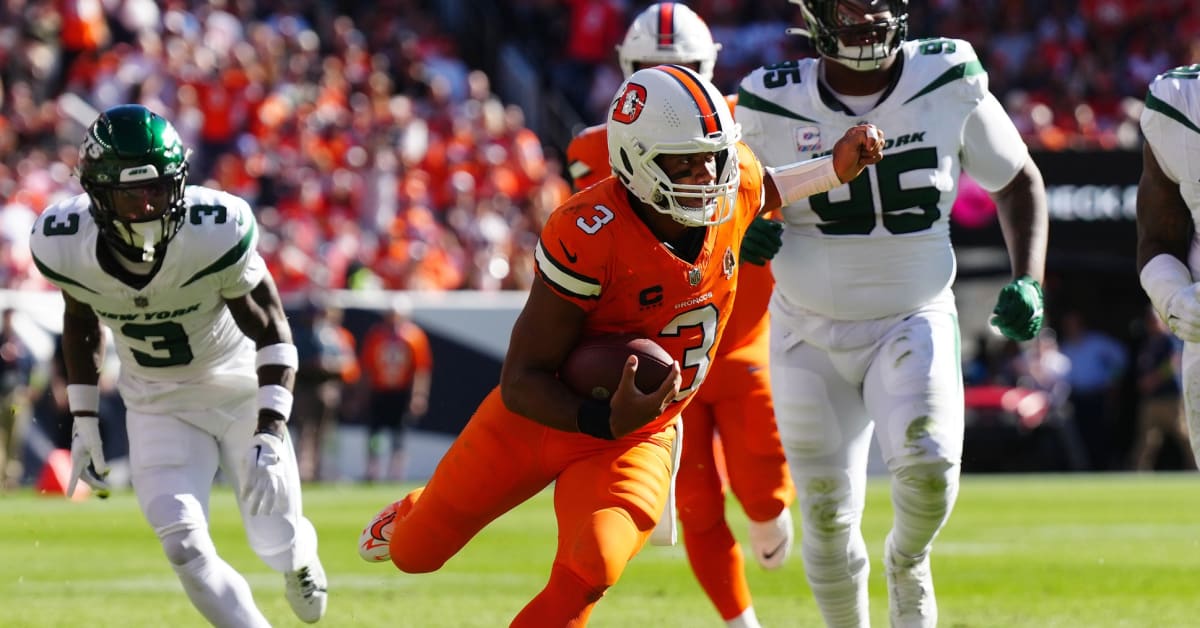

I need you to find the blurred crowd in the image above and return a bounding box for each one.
[0,0,573,295]
[1,0,1199,296]
[963,306,1194,473]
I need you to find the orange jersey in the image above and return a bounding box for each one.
[567,92,767,355]
[567,94,740,191]
[535,142,766,435]
[717,259,771,354]
[360,321,433,390]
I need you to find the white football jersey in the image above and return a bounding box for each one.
[737,38,1029,320]
[30,186,266,403]
[1140,65,1200,274]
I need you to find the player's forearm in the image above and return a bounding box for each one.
[499,367,586,433]
[1136,144,1193,270]
[61,308,102,387]
[991,160,1048,282]
[763,156,842,212]
[226,281,297,434]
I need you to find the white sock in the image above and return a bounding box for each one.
[173,553,271,628]
[727,606,763,628]
[805,544,870,628]
[796,468,870,627]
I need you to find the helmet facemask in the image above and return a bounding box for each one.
[789,0,908,71]
[85,171,189,262]
[626,138,739,227]
[77,105,191,263]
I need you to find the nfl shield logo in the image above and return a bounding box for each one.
[134,296,149,308]
[688,267,702,286]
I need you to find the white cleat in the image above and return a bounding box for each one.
[747,507,794,570]
[284,558,328,623]
[885,533,937,628]
[358,501,401,562]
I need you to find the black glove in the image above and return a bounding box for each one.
[740,217,784,266]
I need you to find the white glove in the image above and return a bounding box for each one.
[69,416,111,498]
[1160,284,1200,342]
[1142,254,1200,342]
[242,432,292,516]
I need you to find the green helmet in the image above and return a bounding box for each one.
[77,104,190,262]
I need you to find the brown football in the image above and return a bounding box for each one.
[560,334,674,400]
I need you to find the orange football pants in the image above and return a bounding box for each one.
[677,334,795,621]
[388,387,676,627]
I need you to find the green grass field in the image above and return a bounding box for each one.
[1,473,1197,627]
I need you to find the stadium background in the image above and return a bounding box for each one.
[0,0,1187,481]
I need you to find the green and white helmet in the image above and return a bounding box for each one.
[77,104,191,262]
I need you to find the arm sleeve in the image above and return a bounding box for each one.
[959,91,1030,192]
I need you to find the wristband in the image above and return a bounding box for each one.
[257,384,294,421]
[1140,253,1193,316]
[256,343,298,370]
[766,157,843,205]
[576,398,615,440]
[67,384,100,415]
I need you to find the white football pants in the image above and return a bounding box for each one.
[768,292,963,627]
[126,386,318,573]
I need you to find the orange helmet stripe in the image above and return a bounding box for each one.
[657,3,675,47]
[657,64,721,137]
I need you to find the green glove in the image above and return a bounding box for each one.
[740,217,784,265]
[990,275,1044,341]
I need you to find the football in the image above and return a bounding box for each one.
[560,334,674,400]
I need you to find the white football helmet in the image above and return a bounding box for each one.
[607,65,741,227]
[616,3,721,81]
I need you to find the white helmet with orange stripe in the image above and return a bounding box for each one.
[607,64,741,227]
[616,3,721,81]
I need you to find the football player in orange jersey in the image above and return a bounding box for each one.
[358,64,883,626]
[568,5,796,627]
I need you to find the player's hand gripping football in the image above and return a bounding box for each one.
[831,124,885,183]
[242,431,292,516]
[608,356,682,438]
[69,415,111,498]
